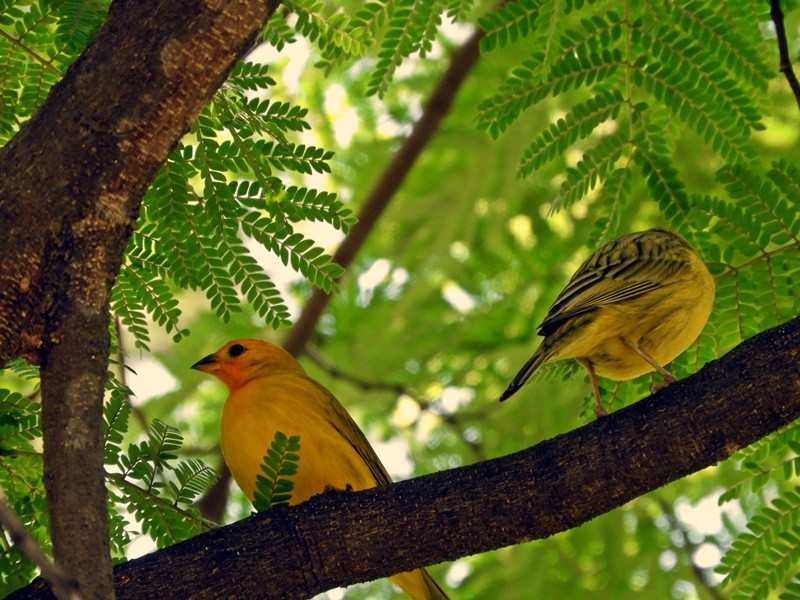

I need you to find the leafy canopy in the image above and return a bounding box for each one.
[0,0,799,598]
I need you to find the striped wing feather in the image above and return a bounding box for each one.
[538,230,692,337]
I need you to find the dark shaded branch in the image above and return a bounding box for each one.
[194,459,234,524]
[281,28,486,358]
[770,0,800,111]
[12,317,800,600]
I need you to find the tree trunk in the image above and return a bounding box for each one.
[0,1,281,596]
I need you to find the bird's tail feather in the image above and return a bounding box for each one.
[391,568,451,600]
[421,568,451,600]
[499,348,547,402]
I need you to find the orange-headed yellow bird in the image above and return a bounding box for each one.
[500,229,715,416]
[192,339,450,600]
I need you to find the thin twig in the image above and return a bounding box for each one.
[770,0,800,112]
[305,347,489,461]
[114,316,149,432]
[304,347,407,395]
[0,490,81,600]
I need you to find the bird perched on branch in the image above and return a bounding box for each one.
[499,228,715,417]
[192,339,451,600]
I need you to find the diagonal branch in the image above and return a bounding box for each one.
[11,316,800,600]
[0,492,79,600]
[282,27,485,357]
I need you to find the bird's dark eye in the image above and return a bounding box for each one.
[228,343,246,357]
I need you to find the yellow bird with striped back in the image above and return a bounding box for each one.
[192,339,450,600]
[499,228,715,417]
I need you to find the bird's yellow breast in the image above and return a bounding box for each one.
[550,260,715,380]
[220,373,377,504]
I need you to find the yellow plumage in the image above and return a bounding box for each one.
[500,228,715,416]
[192,340,450,600]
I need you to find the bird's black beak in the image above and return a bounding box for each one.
[191,353,217,371]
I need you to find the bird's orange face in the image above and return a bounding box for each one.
[191,339,303,392]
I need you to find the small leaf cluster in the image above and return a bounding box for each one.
[104,388,217,549]
[0,385,45,595]
[0,1,88,142]
[252,431,301,511]
[716,421,800,599]
[0,368,218,594]
[260,0,457,97]
[115,63,356,349]
[690,160,800,359]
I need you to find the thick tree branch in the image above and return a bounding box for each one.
[0,1,281,596]
[12,317,800,600]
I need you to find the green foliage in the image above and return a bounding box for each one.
[479,0,542,53]
[0,386,45,595]
[0,4,55,129]
[52,0,108,52]
[0,388,39,450]
[477,1,768,242]
[116,81,352,348]
[0,371,217,594]
[717,487,800,599]
[714,422,800,600]
[105,401,217,549]
[688,162,800,364]
[518,89,625,180]
[365,0,444,97]
[252,432,301,511]
[261,0,454,95]
[287,0,371,69]
[1,0,800,598]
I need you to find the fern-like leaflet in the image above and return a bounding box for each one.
[252,431,301,511]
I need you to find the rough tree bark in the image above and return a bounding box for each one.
[0,1,281,597]
[9,316,800,600]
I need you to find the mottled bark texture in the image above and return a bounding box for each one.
[10,316,800,600]
[0,1,280,597]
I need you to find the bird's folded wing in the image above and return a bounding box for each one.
[537,255,688,336]
[312,379,394,487]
